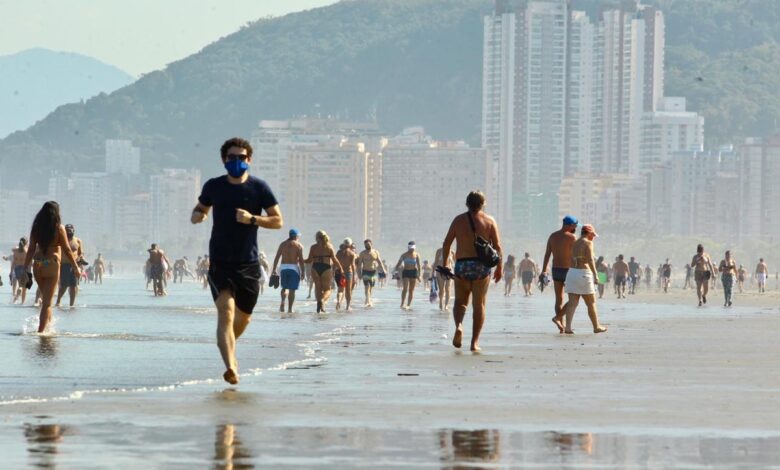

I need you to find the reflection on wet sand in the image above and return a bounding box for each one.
[439,429,500,468]
[36,336,58,359]
[214,424,254,470]
[547,431,594,455]
[24,423,66,468]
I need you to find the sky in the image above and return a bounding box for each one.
[0,0,339,76]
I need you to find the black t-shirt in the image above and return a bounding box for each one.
[198,175,278,264]
[628,261,640,276]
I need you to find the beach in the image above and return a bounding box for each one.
[2,278,780,468]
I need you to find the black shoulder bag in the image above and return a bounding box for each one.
[467,212,501,268]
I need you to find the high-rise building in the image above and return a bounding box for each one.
[482,0,568,235]
[639,97,704,173]
[566,10,594,176]
[105,139,141,175]
[381,129,490,245]
[150,169,201,248]
[738,137,780,242]
[69,172,115,249]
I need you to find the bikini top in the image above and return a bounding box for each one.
[403,257,417,266]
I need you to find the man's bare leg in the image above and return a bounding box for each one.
[280,290,287,312]
[55,284,66,307]
[345,282,353,311]
[470,277,490,352]
[452,279,471,349]
[215,291,239,384]
[552,281,566,333]
[582,294,607,333]
[287,290,296,313]
[68,286,77,307]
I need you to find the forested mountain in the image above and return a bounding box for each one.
[2,0,778,191]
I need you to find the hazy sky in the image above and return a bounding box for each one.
[0,0,339,76]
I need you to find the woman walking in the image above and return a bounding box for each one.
[20,202,80,333]
[503,255,516,296]
[718,251,737,307]
[304,231,342,313]
[595,256,608,299]
[562,225,607,335]
[395,242,422,310]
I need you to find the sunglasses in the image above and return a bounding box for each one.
[226,153,249,161]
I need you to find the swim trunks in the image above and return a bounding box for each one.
[454,258,491,281]
[614,275,626,287]
[13,265,25,280]
[60,264,78,288]
[280,264,300,291]
[552,267,569,283]
[150,263,164,281]
[521,271,534,285]
[208,262,261,314]
[362,269,377,287]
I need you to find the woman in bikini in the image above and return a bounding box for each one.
[304,231,342,313]
[503,255,516,297]
[562,225,607,335]
[395,241,422,310]
[20,202,80,333]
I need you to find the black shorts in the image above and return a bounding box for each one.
[208,262,261,314]
[60,264,78,288]
[615,275,626,287]
[552,267,569,283]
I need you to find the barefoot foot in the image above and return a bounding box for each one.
[223,368,239,385]
[594,326,607,334]
[452,326,463,349]
[564,329,574,335]
[552,316,564,334]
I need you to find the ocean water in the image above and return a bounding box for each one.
[2,276,780,468]
[0,276,336,405]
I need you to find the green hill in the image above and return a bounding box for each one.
[1,0,778,191]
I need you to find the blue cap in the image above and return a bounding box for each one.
[562,215,578,226]
[289,228,300,237]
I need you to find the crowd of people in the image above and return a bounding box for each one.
[5,136,776,384]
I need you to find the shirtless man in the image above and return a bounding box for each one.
[612,255,630,299]
[737,264,747,293]
[661,259,672,293]
[644,264,653,289]
[147,243,170,296]
[441,190,503,352]
[432,247,454,311]
[10,238,29,304]
[755,258,769,293]
[272,228,305,313]
[357,239,387,308]
[55,225,83,307]
[542,215,578,333]
[628,257,641,294]
[518,252,538,296]
[335,239,357,311]
[691,244,716,306]
[93,253,105,285]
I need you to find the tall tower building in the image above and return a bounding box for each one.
[482,0,568,234]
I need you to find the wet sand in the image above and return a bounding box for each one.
[2,284,780,466]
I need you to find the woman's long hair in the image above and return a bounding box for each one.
[31,201,61,255]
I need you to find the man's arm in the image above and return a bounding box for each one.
[272,244,283,273]
[191,202,211,224]
[236,205,283,229]
[542,238,552,273]
[297,245,305,279]
[441,222,456,266]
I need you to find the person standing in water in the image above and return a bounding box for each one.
[518,252,538,297]
[356,239,386,308]
[718,251,737,307]
[20,202,80,333]
[395,242,422,310]
[737,264,747,293]
[55,224,83,308]
[542,216,578,333]
[503,255,516,296]
[335,239,357,312]
[10,238,29,304]
[755,258,769,294]
[562,225,607,335]
[271,229,305,314]
[191,137,283,385]
[305,231,343,314]
[441,191,502,352]
[93,253,105,285]
[691,244,716,307]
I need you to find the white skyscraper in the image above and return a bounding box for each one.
[482,0,568,234]
[105,139,141,175]
[150,169,201,247]
[566,10,594,176]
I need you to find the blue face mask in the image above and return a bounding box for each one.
[225,159,249,178]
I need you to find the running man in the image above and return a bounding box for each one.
[755,258,768,293]
[542,216,578,333]
[191,137,283,385]
[356,239,386,308]
[441,190,502,352]
[55,224,83,307]
[272,228,305,313]
[612,255,629,299]
[518,252,538,296]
